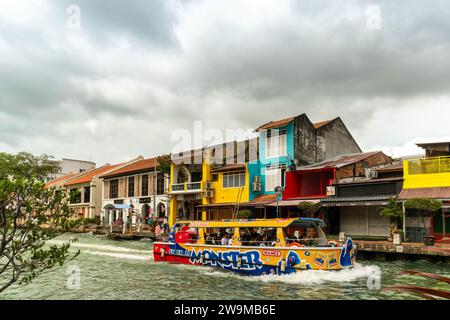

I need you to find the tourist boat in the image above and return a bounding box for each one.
[153,218,357,275]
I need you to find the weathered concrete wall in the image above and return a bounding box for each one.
[336,152,393,179]
[316,118,362,162]
[294,114,317,165]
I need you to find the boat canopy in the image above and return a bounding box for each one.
[176,218,326,229]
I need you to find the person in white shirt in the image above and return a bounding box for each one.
[221,233,230,246]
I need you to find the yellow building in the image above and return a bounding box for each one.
[168,140,255,227]
[399,141,450,241]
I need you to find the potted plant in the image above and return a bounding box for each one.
[380,197,404,242]
[404,198,441,246]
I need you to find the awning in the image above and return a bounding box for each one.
[266,199,320,207]
[321,195,393,207]
[196,203,236,209]
[398,187,450,200]
[113,204,131,209]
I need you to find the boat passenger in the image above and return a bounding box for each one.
[221,233,230,246]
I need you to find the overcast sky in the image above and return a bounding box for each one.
[1,0,450,165]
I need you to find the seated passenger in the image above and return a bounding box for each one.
[221,233,230,246]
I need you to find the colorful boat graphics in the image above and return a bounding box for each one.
[154,218,357,276]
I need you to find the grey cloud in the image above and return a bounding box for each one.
[1,0,450,163]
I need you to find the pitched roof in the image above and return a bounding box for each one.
[100,158,158,179]
[255,117,296,132]
[298,151,384,170]
[45,173,78,188]
[255,115,335,132]
[64,164,121,186]
[313,119,334,129]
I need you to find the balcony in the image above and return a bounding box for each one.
[404,156,450,189]
[170,182,203,194]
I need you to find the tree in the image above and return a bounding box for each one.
[0,152,79,293]
[380,197,404,239]
[297,202,321,216]
[380,197,403,225]
[0,152,59,180]
[404,198,442,237]
[156,154,172,176]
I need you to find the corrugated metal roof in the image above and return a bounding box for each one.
[297,151,383,171]
[321,195,393,203]
[398,187,450,200]
[376,163,403,172]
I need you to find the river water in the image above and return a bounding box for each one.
[1,233,449,300]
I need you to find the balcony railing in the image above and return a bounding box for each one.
[407,156,450,175]
[171,182,203,193]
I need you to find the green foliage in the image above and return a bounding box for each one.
[236,209,253,219]
[82,216,101,225]
[156,154,172,175]
[380,197,403,222]
[0,152,79,293]
[297,202,321,215]
[404,198,442,213]
[0,152,59,181]
[404,198,442,239]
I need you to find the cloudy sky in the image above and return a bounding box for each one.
[1,0,450,165]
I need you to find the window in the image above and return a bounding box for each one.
[83,187,90,203]
[69,188,81,204]
[212,174,219,182]
[265,165,286,192]
[110,179,119,199]
[266,129,287,158]
[128,177,135,197]
[141,174,149,196]
[157,173,165,195]
[222,171,246,188]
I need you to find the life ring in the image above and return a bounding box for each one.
[289,242,303,248]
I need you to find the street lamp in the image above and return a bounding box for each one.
[274,186,284,219]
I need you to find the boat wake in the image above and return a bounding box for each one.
[83,250,153,261]
[194,264,379,285]
[47,240,150,254]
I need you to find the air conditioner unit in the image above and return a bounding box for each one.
[252,182,262,192]
[253,176,261,184]
[205,190,214,198]
[204,181,213,190]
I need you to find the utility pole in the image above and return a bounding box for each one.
[153,160,157,219]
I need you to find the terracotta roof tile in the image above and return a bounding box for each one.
[101,158,158,178]
[313,120,333,129]
[255,117,295,132]
[65,164,122,186]
[45,173,77,188]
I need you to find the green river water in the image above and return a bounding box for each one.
[0,233,449,300]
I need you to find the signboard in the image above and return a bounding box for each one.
[326,186,336,196]
[139,197,152,204]
[114,200,124,204]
